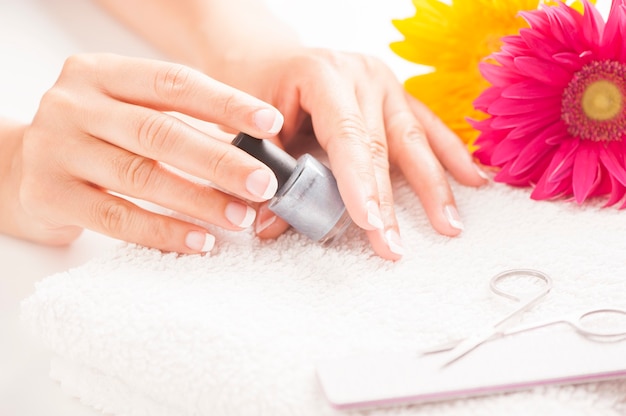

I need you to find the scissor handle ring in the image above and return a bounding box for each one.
[489,269,553,302]
[575,308,626,338]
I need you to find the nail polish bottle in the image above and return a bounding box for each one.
[232,132,352,245]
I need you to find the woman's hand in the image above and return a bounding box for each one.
[2,53,286,253]
[244,48,489,260]
[92,0,488,260]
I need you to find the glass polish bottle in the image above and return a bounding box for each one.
[232,132,352,245]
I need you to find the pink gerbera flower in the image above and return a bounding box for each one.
[473,0,626,206]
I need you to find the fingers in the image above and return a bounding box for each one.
[62,183,217,254]
[308,83,406,259]
[294,53,411,259]
[384,95,463,237]
[404,92,489,187]
[288,50,490,259]
[80,98,278,203]
[357,88,405,260]
[55,54,285,202]
[16,53,292,250]
[384,83,490,237]
[290,54,406,259]
[60,53,284,138]
[63,137,257,231]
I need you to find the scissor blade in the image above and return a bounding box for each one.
[418,339,463,355]
[441,328,497,367]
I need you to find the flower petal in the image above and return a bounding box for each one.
[508,123,566,176]
[487,95,560,116]
[599,143,626,187]
[547,139,580,183]
[581,0,605,51]
[513,56,573,87]
[572,141,601,203]
[479,62,524,87]
[552,52,587,70]
[605,176,626,207]
[602,1,626,61]
[490,108,559,130]
[474,86,504,112]
[531,140,579,200]
[501,79,563,99]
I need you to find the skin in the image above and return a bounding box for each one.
[0,0,488,260]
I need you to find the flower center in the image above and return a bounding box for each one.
[582,80,623,121]
[561,60,626,142]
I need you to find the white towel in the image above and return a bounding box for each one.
[21,175,626,416]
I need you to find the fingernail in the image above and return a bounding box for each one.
[185,231,215,252]
[366,200,384,230]
[385,229,405,256]
[246,169,278,200]
[474,163,490,180]
[225,202,256,228]
[255,205,278,234]
[444,205,464,231]
[253,108,284,134]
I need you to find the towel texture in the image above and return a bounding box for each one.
[21,176,626,416]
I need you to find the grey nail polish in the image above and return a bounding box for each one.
[232,132,351,245]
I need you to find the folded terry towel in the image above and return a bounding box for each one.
[21,176,626,416]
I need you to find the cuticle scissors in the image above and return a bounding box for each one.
[422,269,626,367]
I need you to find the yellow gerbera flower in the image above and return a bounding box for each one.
[391,0,594,150]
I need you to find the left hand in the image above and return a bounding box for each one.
[236,47,489,260]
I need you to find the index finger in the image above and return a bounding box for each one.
[65,53,283,137]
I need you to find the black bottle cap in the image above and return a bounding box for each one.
[232,132,297,190]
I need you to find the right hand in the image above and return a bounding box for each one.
[13,53,285,253]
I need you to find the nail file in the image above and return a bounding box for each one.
[316,328,626,410]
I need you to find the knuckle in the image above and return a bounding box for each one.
[153,63,194,103]
[37,88,77,118]
[401,124,428,147]
[298,49,339,70]
[61,54,97,76]
[92,198,129,233]
[136,113,179,154]
[335,113,369,142]
[369,134,389,162]
[355,53,385,74]
[206,147,231,181]
[368,131,391,172]
[326,113,371,155]
[317,50,343,70]
[38,88,64,107]
[300,50,387,77]
[142,216,172,248]
[389,124,428,164]
[217,92,237,119]
[116,155,161,192]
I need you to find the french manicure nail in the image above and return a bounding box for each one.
[385,229,405,256]
[474,163,490,180]
[225,202,256,228]
[253,108,284,134]
[366,200,384,230]
[185,231,215,252]
[255,205,278,234]
[246,169,278,200]
[444,205,464,231]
